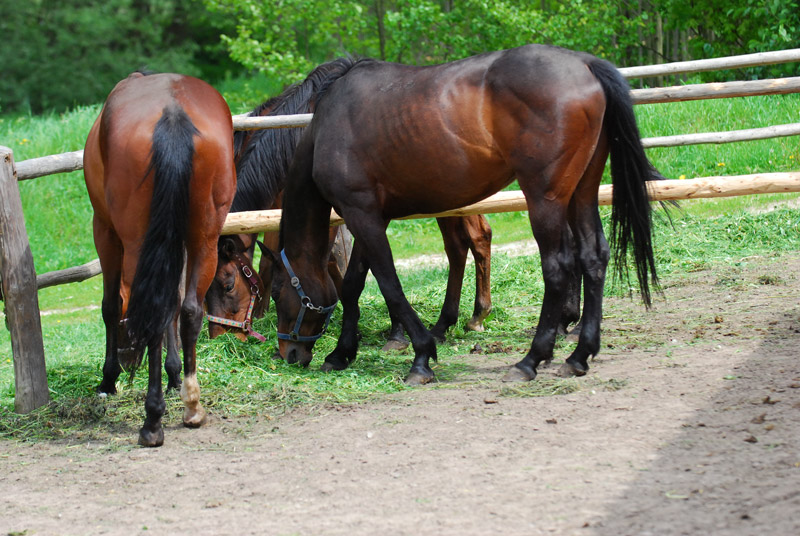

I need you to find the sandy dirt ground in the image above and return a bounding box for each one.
[2,251,799,536]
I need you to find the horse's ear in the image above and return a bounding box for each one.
[256,240,280,265]
[219,237,238,259]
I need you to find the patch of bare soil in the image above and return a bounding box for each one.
[2,253,799,536]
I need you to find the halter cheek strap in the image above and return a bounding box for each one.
[276,249,337,343]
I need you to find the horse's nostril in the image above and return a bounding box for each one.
[286,347,298,364]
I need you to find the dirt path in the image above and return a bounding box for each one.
[2,254,799,536]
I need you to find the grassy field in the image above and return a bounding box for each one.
[1,86,799,443]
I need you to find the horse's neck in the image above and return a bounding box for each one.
[281,169,332,271]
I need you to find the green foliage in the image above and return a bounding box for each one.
[0,0,237,113]
[655,0,800,80]
[4,0,799,112]
[204,0,654,87]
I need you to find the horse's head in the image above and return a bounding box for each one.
[271,248,338,367]
[206,235,266,341]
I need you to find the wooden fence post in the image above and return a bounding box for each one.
[0,146,49,413]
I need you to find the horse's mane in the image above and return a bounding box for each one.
[231,57,365,213]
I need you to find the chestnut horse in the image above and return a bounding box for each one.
[205,57,494,354]
[272,45,663,384]
[84,72,236,446]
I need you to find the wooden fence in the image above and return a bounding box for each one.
[3,48,800,413]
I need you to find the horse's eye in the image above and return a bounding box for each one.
[224,283,235,293]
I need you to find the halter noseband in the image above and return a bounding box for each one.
[276,249,337,343]
[206,252,267,342]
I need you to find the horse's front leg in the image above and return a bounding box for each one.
[344,215,437,385]
[322,241,370,371]
[382,309,410,352]
[164,302,182,392]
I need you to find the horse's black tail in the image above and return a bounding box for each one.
[126,104,197,354]
[587,58,663,307]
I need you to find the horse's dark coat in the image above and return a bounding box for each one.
[273,45,662,384]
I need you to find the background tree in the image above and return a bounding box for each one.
[0,0,236,113]
[2,0,798,113]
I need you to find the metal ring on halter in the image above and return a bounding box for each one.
[276,249,338,343]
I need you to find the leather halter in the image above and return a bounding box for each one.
[206,252,267,342]
[276,249,337,343]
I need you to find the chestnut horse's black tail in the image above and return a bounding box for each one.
[126,104,198,354]
[587,58,662,307]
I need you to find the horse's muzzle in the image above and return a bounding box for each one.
[280,340,314,367]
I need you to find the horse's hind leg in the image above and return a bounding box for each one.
[179,285,208,428]
[465,215,492,332]
[430,217,470,341]
[428,215,492,341]
[139,339,165,447]
[503,197,575,382]
[561,146,611,376]
[94,219,123,395]
[179,239,220,427]
[559,226,582,339]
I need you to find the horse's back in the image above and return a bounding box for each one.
[310,45,607,216]
[84,73,234,227]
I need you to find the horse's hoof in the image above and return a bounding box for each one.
[183,406,207,428]
[565,330,581,344]
[97,384,116,396]
[166,380,182,392]
[405,369,435,385]
[501,365,536,382]
[138,427,164,448]
[381,339,410,352]
[466,318,485,332]
[558,361,587,377]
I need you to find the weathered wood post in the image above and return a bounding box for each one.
[0,146,49,413]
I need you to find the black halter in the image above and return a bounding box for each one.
[276,249,337,343]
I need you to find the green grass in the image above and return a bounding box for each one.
[1,83,800,444]
[3,205,799,443]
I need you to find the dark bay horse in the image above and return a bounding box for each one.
[272,45,662,384]
[84,72,236,446]
[205,57,494,355]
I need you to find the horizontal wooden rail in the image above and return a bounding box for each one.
[642,122,800,148]
[13,75,800,180]
[65,171,799,280]
[619,48,800,79]
[16,150,84,181]
[232,113,313,130]
[36,259,101,290]
[631,76,800,104]
[220,172,800,234]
